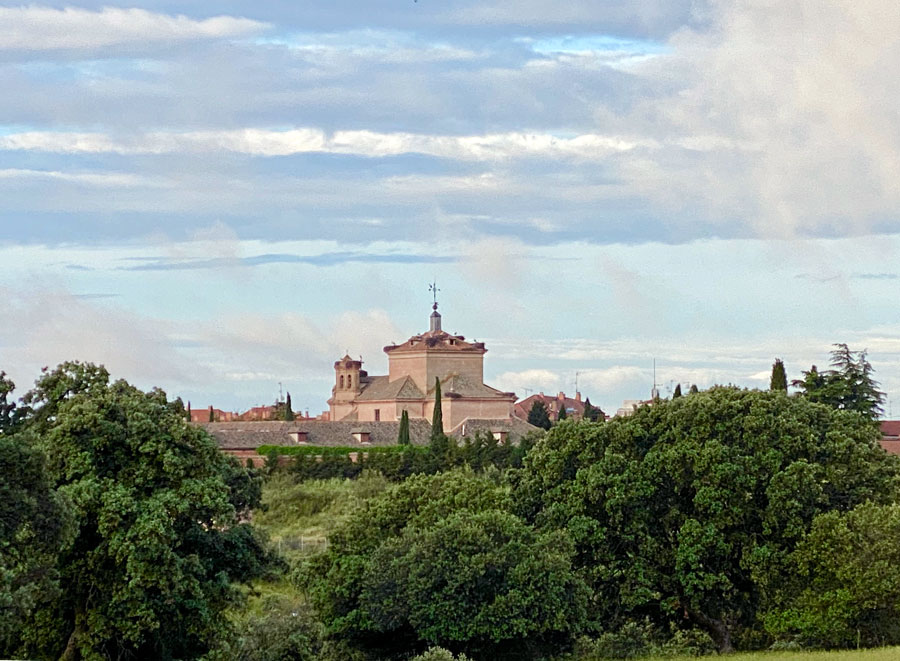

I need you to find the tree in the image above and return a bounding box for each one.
[582,397,604,422]
[13,362,273,660]
[672,383,682,399]
[303,470,587,659]
[766,502,900,648]
[208,405,215,422]
[515,387,900,653]
[557,403,568,421]
[0,432,70,656]
[794,344,884,420]
[398,409,411,445]
[527,400,551,430]
[431,377,443,438]
[689,384,699,395]
[770,358,788,391]
[0,371,19,434]
[284,392,294,421]
[186,400,192,421]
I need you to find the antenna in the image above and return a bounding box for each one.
[278,382,283,403]
[575,371,583,394]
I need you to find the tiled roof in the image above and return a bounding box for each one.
[202,419,433,449]
[437,373,516,400]
[384,329,486,355]
[881,420,900,439]
[450,417,540,439]
[356,375,425,401]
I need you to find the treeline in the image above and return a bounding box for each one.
[259,432,537,481]
[299,386,900,660]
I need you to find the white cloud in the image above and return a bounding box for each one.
[0,127,650,161]
[627,0,900,237]
[0,168,159,188]
[0,6,267,51]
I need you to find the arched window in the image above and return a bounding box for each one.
[348,374,353,389]
[340,375,344,389]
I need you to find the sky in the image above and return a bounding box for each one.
[2,1,900,418]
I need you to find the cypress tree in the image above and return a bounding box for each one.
[398,409,410,445]
[557,403,568,421]
[431,377,444,441]
[770,358,788,391]
[208,405,214,422]
[689,384,699,395]
[186,401,191,422]
[284,392,295,421]
[673,383,682,399]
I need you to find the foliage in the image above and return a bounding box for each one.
[766,502,900,648]
[398,409,410,445]
[689,384,699,394]
[12,361,275,660]
[186,400,192,421]
[672,383,682,399]
[226,588,322,661]
[0,431,71,656]
[209,405,215,422]
[574,620,715,659]
[0,371,23,434]
[558,403,568,421]
[285,392,295,421]
[302,469,587,659]
[528,399,552,430]
[411,647,471,661]
[515,387,900,653]
[793,344,884,420]
[770,359,788,391]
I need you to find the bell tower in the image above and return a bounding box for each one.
[333,354,362,404]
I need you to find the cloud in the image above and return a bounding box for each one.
[624,0,900,238]
[0,127,649,160]
[121,251,455,271]
[0,6,267,51]
[0,168,158,188]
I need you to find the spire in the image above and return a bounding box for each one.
[428,281,442,332]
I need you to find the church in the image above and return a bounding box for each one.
[328,302,518,434]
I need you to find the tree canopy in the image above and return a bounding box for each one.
[2,362,274,660]
[515,387,900,652]
[770,358,788,391]
[527,400,551,430]
[793,344,884,420]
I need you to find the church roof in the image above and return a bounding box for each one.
[356,375,426,401]
[434,373,516,400]
[384,329,486,355]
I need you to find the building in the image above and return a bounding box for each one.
[514,391,604,422]
[328,303,518,433]
[880,420,900,455]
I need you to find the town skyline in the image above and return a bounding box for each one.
[2,2,900,416]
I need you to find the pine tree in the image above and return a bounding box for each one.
[527,400,551,430]
[689,384,699,395]
[673,383,682,399]
[557,403,568,421]
[770,358,788,391]
[284,392,295,421]
[186,401,191,422]
[397,409,410,445]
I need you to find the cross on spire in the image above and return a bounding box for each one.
[429,281,440,310]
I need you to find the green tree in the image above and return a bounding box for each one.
[770,358,788,391]
[581,397,604,422]
[398,409,411,446]
[794,344,884,421]
[208,405,215,422]
[186,400,192,421]
[428,378,450,469]
[515,387,900,653]
[284,392,294,421]
[557,403,568,421]
[0,371,20,434]
[527,400,551,430]
[303,470,587,659]
[0,432,70,656]
[14,362,273,660]
[689,384,699,394]
[672,383,682,399]
[767,502,900,648]
[431,377,443,438]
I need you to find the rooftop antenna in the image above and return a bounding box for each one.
[278,382,283,403]
[575,371,583,394]
[651,359,660,400]
[428,280,442,332]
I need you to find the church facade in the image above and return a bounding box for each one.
[328,304,517,433]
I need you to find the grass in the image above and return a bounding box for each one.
[253,469,391,562]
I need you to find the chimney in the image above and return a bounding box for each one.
[558,392,565,400]
[575,391,582,402]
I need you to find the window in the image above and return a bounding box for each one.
[374,409,381,421]
[340,375,344,389]
[348,374,353,389]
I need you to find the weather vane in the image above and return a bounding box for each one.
[428,281,440,309]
